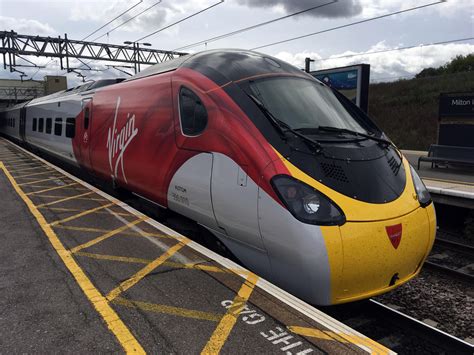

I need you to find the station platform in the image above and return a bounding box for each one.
[0,138,390,354]
[403,150,474,208]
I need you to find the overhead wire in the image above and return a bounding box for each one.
[314,36,474,63]
[173,0,337,51]
[70,1,223,75]
[134,0,224,42]
[91,0,163,42]
[251,0,446,50]
[81,0,143,41]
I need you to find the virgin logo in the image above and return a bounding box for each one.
[385,223,402,249]
[106,97,138,184]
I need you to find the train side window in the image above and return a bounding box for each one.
[54,118,63,136]
[179,87,208,136]
[33,118,37,131]
[66,118,75,138]
[84,108,90,130]
[39,118,44,132]
[46,118,52,134]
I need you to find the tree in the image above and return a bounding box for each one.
[415,54,474,78]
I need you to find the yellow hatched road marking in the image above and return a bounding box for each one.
[18,174,63,181]
[106,241,189,302]
[70,217,147,253]
[76,251,152,264]
[49,202,115,226]
[201,273,259,354]
[14,170,59,179]
[0,162,145,354]
[11,165,51,173]
[75,251,230,274]
[36,192,95,207]
[5,163,42,169]
[37,193,105,201]
[113,297,222,322]
[2,158,30,164]
[26,182,79,195]
[18,176,65,186]
[288,326,391,355]
[56,224,172,238]
[43,207,132,217]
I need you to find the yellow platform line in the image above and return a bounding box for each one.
[75,251,229,274]
[35,192,95,208]
[70,217,147,253]
[17,174,63,181]
[106,241,189,302]
[43,207,132,217]
[49,202,116,226]
[10,165,51,173]
[14,170,60,179]
[5,163,43,169]
[201,273,259,354]
[37,194,105,201]
[18,176,65,186]
[0,162,145,354]
[0,153,18,158]
[1,158,30,164]
[113,297,222,322]
[288,326,391,355]
[56,224,172,238]
[26,182,79,195]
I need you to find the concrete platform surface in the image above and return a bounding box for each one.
[0,138,390,354]
[403,150,474,207]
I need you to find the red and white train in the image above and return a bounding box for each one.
[0,49,436,305]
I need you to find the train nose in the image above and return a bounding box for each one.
[331,204,436,303]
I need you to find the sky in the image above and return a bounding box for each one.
[0,0,473,87]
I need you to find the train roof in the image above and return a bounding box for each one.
[126,49,313,84]
[25,78,126,106]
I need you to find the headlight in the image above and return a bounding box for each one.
[271,175,346,226]
[410,166,431,207]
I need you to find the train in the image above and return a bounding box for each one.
[0,49,436,305]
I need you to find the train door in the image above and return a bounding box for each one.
[19,106,26,142]
[79,98,93,170]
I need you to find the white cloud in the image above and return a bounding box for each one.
[0,16,56,35]
[274,41,474,82]
[359,0,474,18]
[69,0,220,37]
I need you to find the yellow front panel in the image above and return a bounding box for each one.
[333,205,435,303]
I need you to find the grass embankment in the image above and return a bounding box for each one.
[368,71,474,151]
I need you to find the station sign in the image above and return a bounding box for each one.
[439,93,474,118]
[310,64,370,113]
[438,92,474,148]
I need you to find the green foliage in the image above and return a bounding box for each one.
[368,71,474,150]
[415,54,474,78]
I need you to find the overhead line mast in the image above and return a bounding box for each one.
[0,31,187,76]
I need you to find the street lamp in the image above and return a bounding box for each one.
[124,41,152,73]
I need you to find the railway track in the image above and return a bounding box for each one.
[426,235,474,283]
[321,299,474,354]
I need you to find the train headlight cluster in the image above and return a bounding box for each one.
[271,175,346,226]
[410,166,432,207]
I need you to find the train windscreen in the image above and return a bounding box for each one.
[249,77,368,134]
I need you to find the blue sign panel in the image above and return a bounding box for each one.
[310,64,370,113]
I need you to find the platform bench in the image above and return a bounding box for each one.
[417,144,474,169]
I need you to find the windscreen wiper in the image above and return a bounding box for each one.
[316,126,402,159]
[247,93,322,153]
[317,126,396,145]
